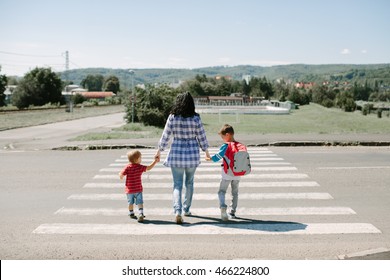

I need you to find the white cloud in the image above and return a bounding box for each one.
[361,49,368,54]
[341,48,351,55]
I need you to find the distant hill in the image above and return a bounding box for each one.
[60,64,390,90]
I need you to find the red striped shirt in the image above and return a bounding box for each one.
[121,164,147,194]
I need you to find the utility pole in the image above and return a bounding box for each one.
[65,50,69,72]
[64,50,72,113]
[129,70,135,123]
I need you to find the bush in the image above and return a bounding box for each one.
[137,107,166,127]
[343,98,356,112]
[72,93,86,105]
[125,84,177,127]
[362,104,369,115]
[377,109,382,118]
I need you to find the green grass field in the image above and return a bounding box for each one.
[202,103,390,135]
[2,104,389,140]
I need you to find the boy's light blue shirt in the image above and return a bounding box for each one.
[210,143,228,162]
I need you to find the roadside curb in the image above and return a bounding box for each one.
[338,247,390,260]
[252,141,390,147]
[52,144,156,151]
[52,141,390,151]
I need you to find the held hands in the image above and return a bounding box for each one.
[154,150,161,163]
[205,150,211,161]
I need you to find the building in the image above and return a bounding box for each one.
[61,85,115,102]
[295,82,315,89]
[79,91,115,99]
[194,95,244,106]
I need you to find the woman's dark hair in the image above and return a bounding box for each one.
[170,92,198,117]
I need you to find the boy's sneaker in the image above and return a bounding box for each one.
[229,211,236,219]
[184,211,192,216]
[129,213,137,219]
[137,214,145,223]
[175,214,183,224]
[221,208,229,221]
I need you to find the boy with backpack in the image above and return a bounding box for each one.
[206,124,251,221]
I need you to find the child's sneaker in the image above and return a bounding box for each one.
[221,208,229,221]
[229,211,236,219]
[175,214,183,224]
[184,211,192,216]
[129,213,137,219]
[137,214,145,223]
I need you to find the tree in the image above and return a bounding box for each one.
[12,67,63,109]
[241,79,251,96]
[125,84,178,127]
[352,81,371,101]
[273,80,290,101]
[103,75,120,93]
[335,91,356,112]
[81,74,104,91]
[249,77,262,97]
[0,67,7,107]
[215,77,232,96]
[312,84,335,108]
[259,76,274,99]
[181,79,204,96]
[201,82,217,96]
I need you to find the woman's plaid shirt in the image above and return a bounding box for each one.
[158,114,209,168]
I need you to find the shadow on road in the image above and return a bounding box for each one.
[142,214,307,233]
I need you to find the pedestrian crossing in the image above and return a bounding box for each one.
[33,148,381,235]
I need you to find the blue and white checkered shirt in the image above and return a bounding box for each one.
[158,114,209,168]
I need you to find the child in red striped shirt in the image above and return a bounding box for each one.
[119,150,159,222]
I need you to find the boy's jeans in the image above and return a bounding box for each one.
[218,179,239,213]
[171,167,196,215]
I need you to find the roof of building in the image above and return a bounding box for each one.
[80,92,115,98]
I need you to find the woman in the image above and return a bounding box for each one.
[156,92,210,224]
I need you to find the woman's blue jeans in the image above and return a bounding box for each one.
[171,167,196,215]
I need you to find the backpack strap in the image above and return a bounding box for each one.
[222,142,235,174]
[222,143,229,174]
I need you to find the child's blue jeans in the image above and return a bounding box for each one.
[218,179,239,213]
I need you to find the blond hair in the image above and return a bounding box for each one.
[127,150,141,164]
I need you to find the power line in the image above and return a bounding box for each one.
[69,60,81,68]
[1,50,83,75]
[0,50,61,58]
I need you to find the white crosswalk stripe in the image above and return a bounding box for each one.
[94,173,309,180]
[68,192,333,201]
[99,166,298,172]
[83,181,320,189]
[33,147,381,236]
[115,156,284,163]
[110,161,292,167]
[33,223,380,235]
[55,207,356,216]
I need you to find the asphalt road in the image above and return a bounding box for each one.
[0,112,126,151]
[1,146,389,260]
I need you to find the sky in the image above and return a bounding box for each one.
[0,0,389,77]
